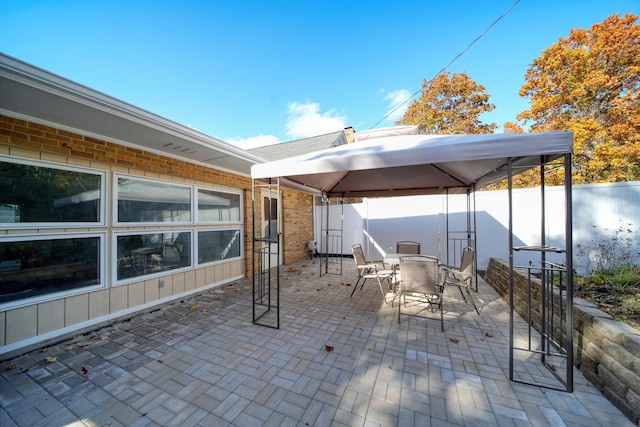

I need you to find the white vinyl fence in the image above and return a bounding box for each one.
[313,181,640,274]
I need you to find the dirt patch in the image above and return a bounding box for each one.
[575,280,640,331]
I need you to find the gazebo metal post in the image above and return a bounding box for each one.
[508,157,515,386]
[564,153,574,392]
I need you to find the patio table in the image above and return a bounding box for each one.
[384,253,438,266]
[384,253,439,283]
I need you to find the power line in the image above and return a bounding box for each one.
[369,0,522,130]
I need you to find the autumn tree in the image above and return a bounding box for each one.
[517,13,640,184]
[503,121,523,134]
[397,71,497,134]
[482,121,546,190]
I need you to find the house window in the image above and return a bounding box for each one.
[0,234,103,306]
[0,156,105,227]
[113,175,243,283]
[197,189,241,223]
[115,231,192,282]
[115,176,192,224]
[197,229,242,264]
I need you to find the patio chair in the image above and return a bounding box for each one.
[440,247,480,314]
[397,255,443,331]
[396,241,421,254]
[351,244,395,304]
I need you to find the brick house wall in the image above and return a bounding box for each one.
[282,189,314,262]
[0,114,313,355]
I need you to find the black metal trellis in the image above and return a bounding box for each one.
[252,178,280,329]
[319,195,344,277]
[445,187,478,291]
[508,154,573,392]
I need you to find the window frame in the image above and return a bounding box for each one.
[0,232,106,310]
[195,186,243,225]
[0,155,106,229]
[113,174,194,226]
[112,229,194,286]
[196,227,244,267]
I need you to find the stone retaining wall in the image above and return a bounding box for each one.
[485,258,640,425]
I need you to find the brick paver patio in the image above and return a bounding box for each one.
[0,259,633,426]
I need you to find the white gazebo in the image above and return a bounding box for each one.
[251,129,574,392]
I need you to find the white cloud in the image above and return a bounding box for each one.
[227,134,280,150]
[225,100,346,150]
[382,89,412,123]
[285,101,346,139]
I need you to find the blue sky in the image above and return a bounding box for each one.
[1,1,638,149]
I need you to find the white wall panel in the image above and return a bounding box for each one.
[315,181,640,273]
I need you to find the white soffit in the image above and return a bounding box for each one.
[0,53,263,176]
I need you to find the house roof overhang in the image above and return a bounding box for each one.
[0,53,264,176]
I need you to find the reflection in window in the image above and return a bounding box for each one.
[116,177,191,223]
[0,237,101,304]
[197,189,241,223]
[116,232,191,281]
[198,229,241,264]
[0,158,102,224]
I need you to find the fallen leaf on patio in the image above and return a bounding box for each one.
[449,338,459,343]
[484,332,493,337]
[167,331,175,336]
[45,357,57,363]
[287,267,299,273]
[125,328,132,332]
[388,365,393,369]
[157,360,163,363]
[64,345,74,351]
[325,345,334,352]
[548,364,556,371]
[81,366,88,378]
[27,380,34,384]
[213,297,220,301]
[19,367,29,374]
[5,364,18,371]
[40,348,48,353]
[189,306,197,311]
[78,342,92,347]
[101,336,108,340]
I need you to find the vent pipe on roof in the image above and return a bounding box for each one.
[344,126,356,143]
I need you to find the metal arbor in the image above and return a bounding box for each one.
[508,154,573,392]
[251,179,280,329]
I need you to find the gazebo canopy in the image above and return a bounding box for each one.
[251,131,573,197]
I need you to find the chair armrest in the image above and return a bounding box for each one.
[370,259,389,269]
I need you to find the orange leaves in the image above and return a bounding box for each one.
[518,13,640,185]
[398,71,497,135]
